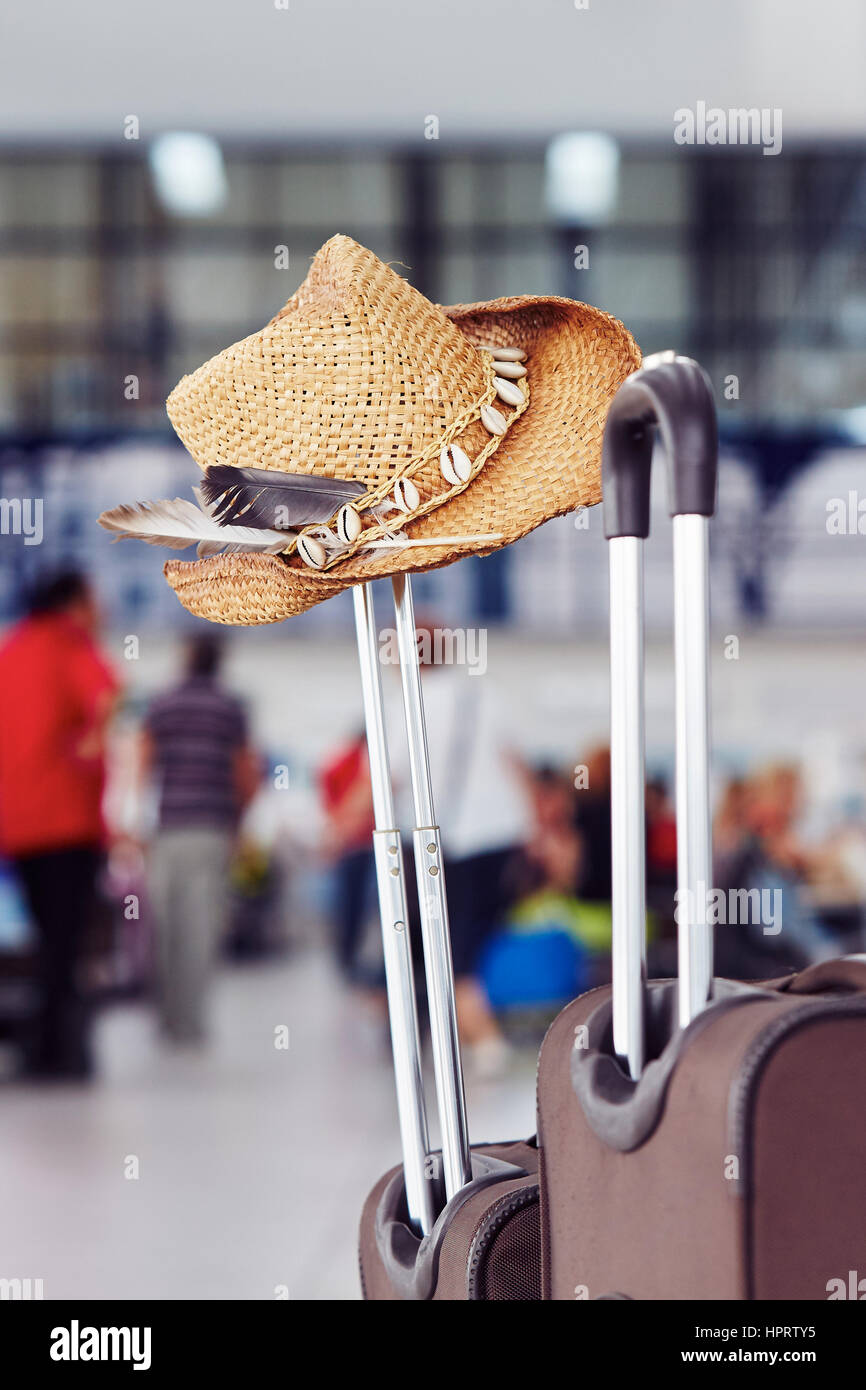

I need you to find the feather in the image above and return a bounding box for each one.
[200,465,366,530]
[97,498,295,555]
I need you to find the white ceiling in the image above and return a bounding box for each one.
[0,0,863,145]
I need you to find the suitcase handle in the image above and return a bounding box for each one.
[783,955,866,996]
[353,577,473,1235]
[353,583,437,1236]
[391,574,472,1203]
[602,353,718,1078]
[602,351,717,541]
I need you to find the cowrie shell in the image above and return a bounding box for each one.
[492,360,526,379]
[494,376,525,408]
[440,443,473,486]
[479,345,526,362]
[336,505,362,543]
[393,478,420,513]
[480,404,507,436]
[297,535,327,569]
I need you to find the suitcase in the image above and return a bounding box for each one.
[359,1139,540,1301]
[353,577,541,1300]
[536,351,866,1301]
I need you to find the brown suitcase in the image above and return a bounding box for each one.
[538,962,866,1300]
[360,1140,541,1301]
[351,579,541,1300]
[536,354,866,1300]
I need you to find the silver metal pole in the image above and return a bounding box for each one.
[673,514,714,1027]
[608,536,647,1079]
[352,584,435,1236]
[391,573,472,1201]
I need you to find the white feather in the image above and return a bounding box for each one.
[98,497,296,556]
[98,494,504,569]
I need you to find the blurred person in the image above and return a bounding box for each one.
[572,744,612,903]
[747,765,804,861]
[521,765,584,897]
[714,764,826,974]
[645,775,677,928]
[319,731,376,984]
[747,768,866,953]
[526,762,576,840]
[0,568,120,1079]
[713,775,751,879]
[748,763,835,959]
[803,785,866,929]
[390,621,532,1079]
[495,763,612,1002]
[141,635,259,1043]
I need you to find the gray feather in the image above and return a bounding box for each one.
[201,465,365,530]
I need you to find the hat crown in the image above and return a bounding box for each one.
[167,236,490,487]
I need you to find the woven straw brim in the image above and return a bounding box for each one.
[163,296,640,624]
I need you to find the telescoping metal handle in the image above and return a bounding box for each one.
[602,351,718,1077]
[391,574,472,1203]
[352,584,436,1236]
[352,576,472,1232]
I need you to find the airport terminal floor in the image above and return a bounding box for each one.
[0,950,537,1301]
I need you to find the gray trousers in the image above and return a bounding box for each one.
[148,826,234,1042]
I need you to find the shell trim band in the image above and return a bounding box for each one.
[290,348,529,573]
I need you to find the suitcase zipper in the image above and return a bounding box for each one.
[465,1183,540,1301]
[729,996,866,1300]
[729,995,866,1198]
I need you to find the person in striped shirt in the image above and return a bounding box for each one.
[142,635,260,1043]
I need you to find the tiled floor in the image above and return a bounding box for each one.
[0,951,537,1300]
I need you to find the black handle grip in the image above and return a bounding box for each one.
[602,354,718,540]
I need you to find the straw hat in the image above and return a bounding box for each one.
[158,235,640,624]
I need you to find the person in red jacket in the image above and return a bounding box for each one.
[0,570,120,1079]
[319,732,376,984]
